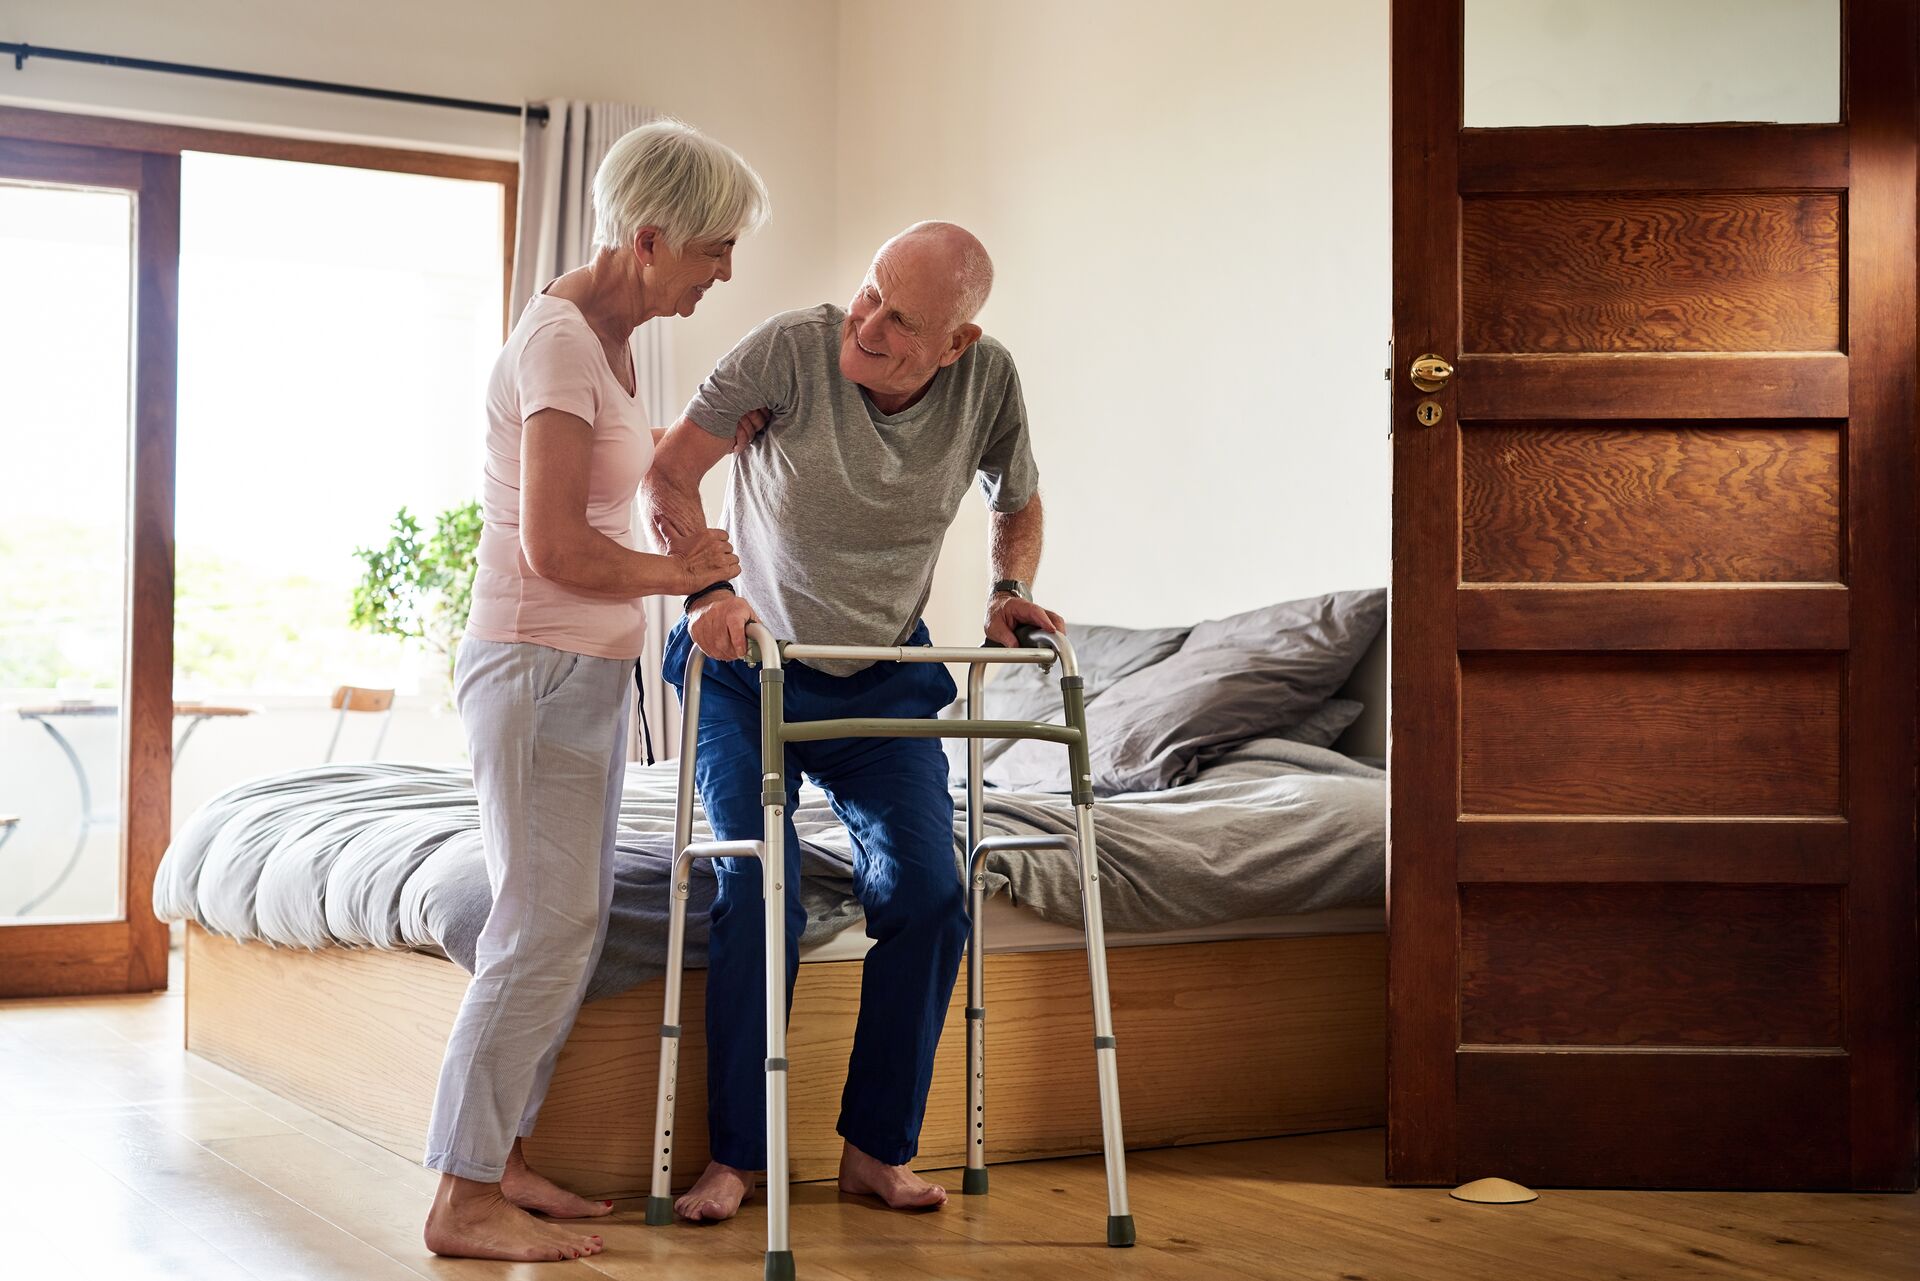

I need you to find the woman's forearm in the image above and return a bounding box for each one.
[524,526,692,599]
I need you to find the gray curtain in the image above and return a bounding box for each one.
[515,100,681,761]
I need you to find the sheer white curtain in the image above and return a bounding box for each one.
[515,100,681,760]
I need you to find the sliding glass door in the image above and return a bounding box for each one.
[0,138,176,995]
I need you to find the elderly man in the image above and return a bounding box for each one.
[643,221,1063,1221]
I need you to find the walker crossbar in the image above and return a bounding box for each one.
[650,622,1134,1280]
[781,718,1081,746]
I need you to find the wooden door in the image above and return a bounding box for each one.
[0,136,177,996]
[1388,0,1916,1189]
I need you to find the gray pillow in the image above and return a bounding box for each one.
[1278,697,1365,749]
[988,589,1385,794]
[963,621,1190,771]
[979,621,1191,721]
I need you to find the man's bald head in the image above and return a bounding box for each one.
[841,221,996,410]
[873,221,995,330]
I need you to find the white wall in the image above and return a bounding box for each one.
[835,0,1391,641]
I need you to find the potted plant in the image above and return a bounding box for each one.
[349,502,481,699]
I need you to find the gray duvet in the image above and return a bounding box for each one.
[154,740,1382,1003]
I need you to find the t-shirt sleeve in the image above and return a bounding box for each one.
[976,358,1039,513]
[682,316,797,440]
[515,317,604,424]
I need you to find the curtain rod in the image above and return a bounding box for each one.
[3,41,547,123]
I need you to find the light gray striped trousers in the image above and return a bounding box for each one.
[424,636,632,1181]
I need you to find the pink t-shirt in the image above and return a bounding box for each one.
[466,292,653,660]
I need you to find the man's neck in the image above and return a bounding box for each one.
[863,373,937,417]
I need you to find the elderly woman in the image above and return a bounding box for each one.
[422,120,767,1264]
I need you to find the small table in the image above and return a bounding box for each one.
[12,701,257,916]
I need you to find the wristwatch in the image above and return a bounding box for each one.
[991,578,1031,601]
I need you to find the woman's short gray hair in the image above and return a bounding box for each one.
[592,119,770,253]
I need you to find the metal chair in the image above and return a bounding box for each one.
[648,621,1133,1281]
[323,686,394,763]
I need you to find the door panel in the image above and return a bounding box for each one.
[1460,884,1844,1047]
[1462,193,1843,353]
[1455,1051,1851,1189]
[1460,654,1843,816]
[1389,0,1916,1190]
[1461,423,1843,583]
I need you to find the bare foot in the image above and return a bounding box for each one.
[504,1139,616,1219]
[837,1143,949,1211]
[424,1173,605,1261]
[674,1160,755,1222]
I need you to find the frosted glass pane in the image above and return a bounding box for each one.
[1466,0,1840,127]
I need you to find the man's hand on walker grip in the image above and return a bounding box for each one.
[985,592,1065,648]
[689,591,757,662]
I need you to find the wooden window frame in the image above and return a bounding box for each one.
[0,105,515,995]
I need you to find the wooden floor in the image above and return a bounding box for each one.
[3,948,1915,1281]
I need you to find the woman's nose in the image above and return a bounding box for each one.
[715,248,733,283]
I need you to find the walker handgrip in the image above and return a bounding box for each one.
[985,624,1049,650]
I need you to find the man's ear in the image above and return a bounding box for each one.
[940,323,984,368]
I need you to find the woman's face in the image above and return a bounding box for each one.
[648,233,736,318]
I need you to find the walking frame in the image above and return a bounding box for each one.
[645,621,1135,1280]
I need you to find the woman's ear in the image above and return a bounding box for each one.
[635,227,659,266]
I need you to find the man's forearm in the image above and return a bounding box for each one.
[642,417,733,557]
[989,491,1044,585]
[642,472,711,557]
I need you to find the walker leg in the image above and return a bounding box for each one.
[963,663,988,1196]
[963,850,988,1195]
[1075,802,1134,1247]
[760,667,794,1280]
[648,649,707,1227]
[647,860,691,1225]
[762,802,793,1279]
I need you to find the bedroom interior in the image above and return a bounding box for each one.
[0,2,1914,1279]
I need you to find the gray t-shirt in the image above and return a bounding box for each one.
[683,304,1038,674]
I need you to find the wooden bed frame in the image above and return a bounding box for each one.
[185,922,1384,1195]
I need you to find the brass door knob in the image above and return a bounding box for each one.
[1409,354,1454,393]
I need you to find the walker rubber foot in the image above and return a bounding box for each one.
[962,1167,989,1195]
[645,1196,674,1226]
[1107,1214,1136,1247]
[764,1249,797,1281]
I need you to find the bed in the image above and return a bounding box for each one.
[160,591,1388,1194]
